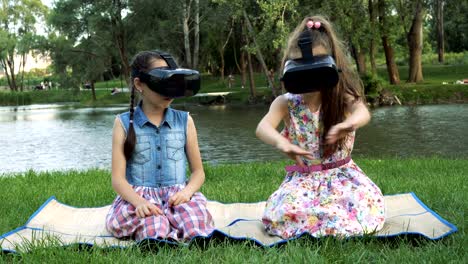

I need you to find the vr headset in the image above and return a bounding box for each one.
[281,29,339,94]
[134,51,201,98]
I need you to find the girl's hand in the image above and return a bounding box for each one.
[135,201,163,218]
[276,141,314,166]
[169,190,192,206]
[326,121,355,144]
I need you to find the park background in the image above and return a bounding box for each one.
[1,0,467,263]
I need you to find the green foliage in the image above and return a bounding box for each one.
[377,64,468,84]
[430,0,468,52]
[386,84,467,104]
[256,0,299,66]
[0,90,81,105]
[320,0,371,50]
[3,0,466,97]
[0,0,48,90]
[46,0,126,90]
[361,73,384,95]
[79,89,129,106]
[421,51,468,65]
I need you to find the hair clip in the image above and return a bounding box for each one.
[306,20,321,30]
[129,120,134,123]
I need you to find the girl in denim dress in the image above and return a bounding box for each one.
[256,16,385,239]
[106,51,214,241]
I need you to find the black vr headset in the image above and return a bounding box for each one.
[281,29,340,94]
[133,51,201,98]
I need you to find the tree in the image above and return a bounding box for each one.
[200,2,236,79]
[0,0,47,91]
[406,0,425,83]
[110,0,130,83]
[395,0,426,83]
[436,0,468,52]
[321,0,371,76]
[48,0,115,98]
[180,0,201,68]
[378,0,400,84]
[16,32,39,91]
[368,0,378,74]
[243,10,276,96]
[434,0,444,63]
[256,0,300,94]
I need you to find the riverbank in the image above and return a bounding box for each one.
[1,158,466,262]
[0,64,467,107]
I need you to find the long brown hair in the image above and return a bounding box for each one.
[123,51,163,160]
[282,15,365,157]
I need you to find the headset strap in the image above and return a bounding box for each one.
[298,30,314,61]
[154,50,178,69]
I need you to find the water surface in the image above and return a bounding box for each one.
[1,103,466,174]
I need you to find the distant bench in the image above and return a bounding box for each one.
[193,91,236,105]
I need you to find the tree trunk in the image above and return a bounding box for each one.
[91,81,97,101]
[182,0,192,68]
[368,0,377,74]
[219,48,225,80]
[193,0,199,69]
[436,0,445,63]
[240,50,247,89]
[378,0,400,84]
[1,59,13,91]
[20,54,28,91]
[6,55,17,91]
[112,0,130,85]
[382,36,400,84]
[243,10,275,96]
[234,23,247,89]
[219,23,234,81]
[351,44,367,75]
[407,0,424,83]
[246,51,256,98]
[357,49,367,75]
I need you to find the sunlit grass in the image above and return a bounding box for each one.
[0,158,466,262]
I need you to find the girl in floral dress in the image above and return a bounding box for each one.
[256,16,385,239]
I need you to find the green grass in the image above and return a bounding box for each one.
[377,64,468,85]
[365,64,468,105]
[0,159,466,262]
[79,89,130,106]
[0,90,82,106]
[385,84,467,105]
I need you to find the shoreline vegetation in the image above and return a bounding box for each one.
[0,158,466,262]
[1,64,467,108]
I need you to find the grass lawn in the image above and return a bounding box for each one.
[0,158,466,263]
[376,64,468,85]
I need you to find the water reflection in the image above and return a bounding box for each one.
[0,103,467,174]
[356,104,466,157]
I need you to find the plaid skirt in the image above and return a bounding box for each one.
[106,184,214,241]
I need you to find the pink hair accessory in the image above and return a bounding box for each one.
[306,20,321,30]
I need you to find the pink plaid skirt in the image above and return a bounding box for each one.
[105,184,214,241]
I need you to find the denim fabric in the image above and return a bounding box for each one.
[119,103,188,187]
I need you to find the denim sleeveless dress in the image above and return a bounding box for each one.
[262,93,385,239]
[106,103,214,241]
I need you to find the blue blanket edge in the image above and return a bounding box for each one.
[0,192,458,254]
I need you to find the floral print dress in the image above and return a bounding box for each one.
[262,93,385,239]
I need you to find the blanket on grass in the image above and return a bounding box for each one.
[0,193,457,253]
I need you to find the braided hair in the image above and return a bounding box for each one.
[123,51,163,160]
